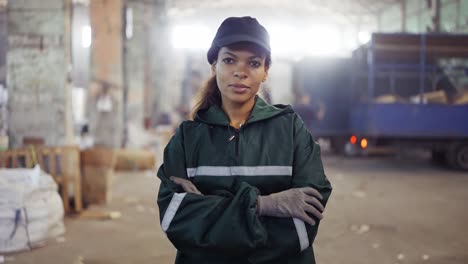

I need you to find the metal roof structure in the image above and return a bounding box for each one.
[168,0,402,26]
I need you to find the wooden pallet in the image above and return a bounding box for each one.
[0,146,83,214]
[0,148,34,168]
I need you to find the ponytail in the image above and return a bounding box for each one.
[190,75,221,120]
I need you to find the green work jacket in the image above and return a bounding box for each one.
[157,96,332,264]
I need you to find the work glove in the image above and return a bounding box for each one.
[170,176,203,195]
[256,187,324,226]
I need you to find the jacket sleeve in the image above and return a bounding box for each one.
[290,113,332,246]
[157,124,267,259]
[248,114,332,263]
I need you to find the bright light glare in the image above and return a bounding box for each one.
[269,24,342,57]
[81,25,92,48]
[358,31,371,44]
[303,26,341,56]
[171,25,211,50]
[360,138,368,149]
[171,22,347,57]
[269,26,300,56]
[126,8,133,39]
[72,87,86,124]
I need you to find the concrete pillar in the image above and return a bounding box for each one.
[88,0,124,147]
[149,0,170,126]
[124,0,151,130]
[7,0,73,147]
[376,12,382,32]
[401,0,407,32]
[71,3,90,89]
[433,0,441,32]
[0,3,7,144]
[455,0,461,32]
[0,4,6,86]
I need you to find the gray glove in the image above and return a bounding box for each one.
[170,176,203,195]
[256,187,324,226]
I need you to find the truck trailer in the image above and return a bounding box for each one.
[293,33,468,170]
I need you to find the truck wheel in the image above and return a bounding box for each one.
[431,150,446,165]
[344,142,360,157]
[330,138,346,155]
[446,143,468,171]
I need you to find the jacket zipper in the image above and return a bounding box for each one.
[234,128,240,158]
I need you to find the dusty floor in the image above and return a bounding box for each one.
[3,152,468,264]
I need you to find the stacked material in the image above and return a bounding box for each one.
[375,95,405,104]
[411,90,448,104]
[115,149,156,171]
[454,91,468,104]
[0,165,65,253]
[376,90,468,105]
[80,148,116,205]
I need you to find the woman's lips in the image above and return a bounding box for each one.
[230,84,249,93]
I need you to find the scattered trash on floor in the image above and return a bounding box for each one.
[397,253,405,260]
[350,224,370,235]
[352,190,367,198]
[136,205,146,213]
[78,210,121,220]
[422,254,430,260]
[124,197,140,205]
[144,170,154,178]
[72,256,84,264]
[56,237,66,243]
[109,211,122,219]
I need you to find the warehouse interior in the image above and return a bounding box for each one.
[0,0,467,263]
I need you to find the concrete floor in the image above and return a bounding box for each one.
[3,152,468,264]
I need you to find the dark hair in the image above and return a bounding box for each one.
[190,76,220,119]
[191,43,271,120]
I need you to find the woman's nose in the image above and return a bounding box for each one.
[234,70,247,79]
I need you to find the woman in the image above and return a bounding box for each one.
[157,16,332,264]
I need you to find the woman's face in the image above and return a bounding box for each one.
[213,44,269,106]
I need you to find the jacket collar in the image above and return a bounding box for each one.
[195,96,293,126]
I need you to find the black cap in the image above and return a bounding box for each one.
[207,16,271,64]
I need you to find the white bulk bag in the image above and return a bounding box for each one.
[0,165,65,253]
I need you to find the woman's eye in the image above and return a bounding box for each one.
[222,58,234,64]
[250,61,261,67]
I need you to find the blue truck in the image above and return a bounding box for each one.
[293,33,468,170]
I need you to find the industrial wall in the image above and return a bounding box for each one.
[0,5,6,86]
[379,0,468,33]
[87,0,124,147]
[6,0,73,147]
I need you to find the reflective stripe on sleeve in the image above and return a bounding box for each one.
[161,193,187,233]
[293,218,310,251]
[186,166,292,178]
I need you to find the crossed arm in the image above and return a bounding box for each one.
[157,118,332,262]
